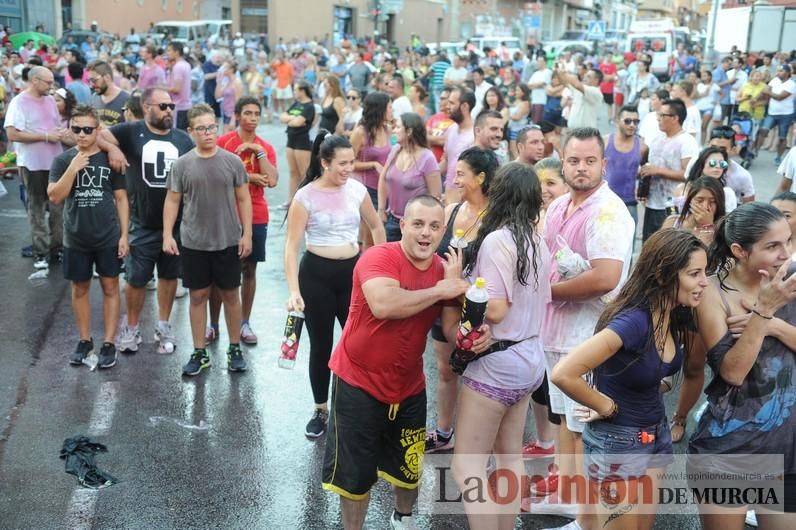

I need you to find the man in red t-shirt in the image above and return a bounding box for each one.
[321,195,490,529]
[599,53,618,125]
[425,87,454,162]
[209,96,278,345]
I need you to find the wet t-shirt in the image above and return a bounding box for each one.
[49,149,125,251]
[110,121,194,229]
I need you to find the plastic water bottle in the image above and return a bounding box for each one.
[278,310,305,369]
[450,228,468,250]
[451,277,489,374]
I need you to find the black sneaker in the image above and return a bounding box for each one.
[183,349,211,376]
[97,342,117,369]
[305,409,329,438]
[21,245,33,258]
[69,339,94,365]
[227,345,247,372]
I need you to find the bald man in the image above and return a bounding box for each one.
[5,66,69,270]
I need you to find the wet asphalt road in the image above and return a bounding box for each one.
[0,118,780,530]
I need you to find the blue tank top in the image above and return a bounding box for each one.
[605,134,641,204]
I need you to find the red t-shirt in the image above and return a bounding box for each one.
[329,242,447,404]
[599,62,617,95]
[217,131,275,225]
[426,112,454,162]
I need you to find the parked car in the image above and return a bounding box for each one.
[544,30,593,58]
[57,30,114,49]
[151,20,231,47]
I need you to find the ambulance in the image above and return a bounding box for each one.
[625,19,680,80]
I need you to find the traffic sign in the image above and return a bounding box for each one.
[523,15,541,29]
[586,20,606,40]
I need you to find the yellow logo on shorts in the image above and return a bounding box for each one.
[399,427,426,480]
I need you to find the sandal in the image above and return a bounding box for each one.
[671,413,687,443]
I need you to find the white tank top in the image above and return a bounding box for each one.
[293,179,367,246]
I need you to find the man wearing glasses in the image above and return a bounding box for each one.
[47,105,128,370]
[5,66,65,271]
[162,103,252,376]
[87,60,129,127]
[604,105,648,223]
[98,87,194,355]
[638,98,699,241]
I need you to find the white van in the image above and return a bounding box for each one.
[152,20,232,46]
[626,20,675,80]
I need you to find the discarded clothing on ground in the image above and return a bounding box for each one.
[60,435,119,489]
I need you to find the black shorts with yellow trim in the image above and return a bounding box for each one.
[322,375,426,499]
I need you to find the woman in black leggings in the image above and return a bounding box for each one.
[284,131,385,438]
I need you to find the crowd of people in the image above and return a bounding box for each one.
[3,24,796,530]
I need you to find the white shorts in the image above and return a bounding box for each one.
[544,350,590,434]
[275,86,293,100]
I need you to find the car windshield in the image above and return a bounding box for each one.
[629,36,668,53]
[153,25,191,39]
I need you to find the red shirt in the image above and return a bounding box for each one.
[329,242,447,404]
[599,62,617,95]
[426,112,454,162]
[217,131,275,225]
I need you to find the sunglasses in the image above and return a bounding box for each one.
[346,95,359,100]
[622,118,640,125]
[71,126,97,135]
[710,129,735,139]
[708,159,729,169]
[148,102,176,111]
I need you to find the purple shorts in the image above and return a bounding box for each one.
[462,376,533,407]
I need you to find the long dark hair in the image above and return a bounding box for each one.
[679,176,726,227]
[463,162,542,287]
[708,202,785,290]
[686,146,729,186]
[596,229,706,352]
[457,146,499,196]
[299,129,352,189]
[483,86,507,112]
[359,91,391,143]
[398,112,428,149]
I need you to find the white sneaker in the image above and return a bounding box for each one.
[33,256,49,270]
[175,281,188,298]
[524,493,577,518]
[154,321,176,354]
[118,325,142,353]
[389,511,419,530]
[240,322,258,345]
[146,278,157,290]
[745,510,758,527]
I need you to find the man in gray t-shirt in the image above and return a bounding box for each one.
[347,52,372,96]
[163,103,252,377]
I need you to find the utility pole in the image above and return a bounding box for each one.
[705,0,721,67]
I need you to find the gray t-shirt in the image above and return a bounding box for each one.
[167,148,248,251]
[49,149,126,251]
[90,90,129,127]
[348,63,371,93]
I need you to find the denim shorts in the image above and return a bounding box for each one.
[583,418,673,482]
[762,113,794,139]
[385,213,401,243]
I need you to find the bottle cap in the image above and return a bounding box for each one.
[454,228,465,238]
[475,277,486,289]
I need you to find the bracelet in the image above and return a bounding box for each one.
[256,151,266,159]
[604,398,619,420]
[751,308,773,320]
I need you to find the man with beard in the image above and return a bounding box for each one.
[540,128,634,530]
[604,105,647,222]
[425,87,454,162]
[473,110,505,163]
[515,124,546,166]
[440,87,475,204]
[321,195,488,530]
[88,60,129,127]
[98,87,194,355]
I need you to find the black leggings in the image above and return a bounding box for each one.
[299,251,359,405]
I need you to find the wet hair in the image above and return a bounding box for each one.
[482,86,507,112]
[662,98,687,125]
[70,104,99,125]
[300,130,352,187]
[534,157,563,174]
[562,127,605,157]
[463,162,542,287]
[67,62,84,80]
[234,95,261,115]
[187,103,215,126]
[772,191,796,205]
[709,202,785,289]
[596,229,705,355]
[359,91,391,143]
[686,146,729,186]
[679,176,726,228]
[457,146,499,196]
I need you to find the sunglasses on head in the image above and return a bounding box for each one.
[622,118,640,125]
[708,159,728,169]
[710,129,735,139]
[71,126,97,135]
[148,102,176,111]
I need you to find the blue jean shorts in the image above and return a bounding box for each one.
[762,113,794,139]
[583,418,673,482]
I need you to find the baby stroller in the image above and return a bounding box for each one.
[730,112,755,169]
